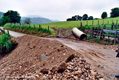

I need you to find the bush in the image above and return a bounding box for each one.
[0,31,17,55]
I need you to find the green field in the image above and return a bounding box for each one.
[4,17,119,37]
[4,17,119,30]
[41,17,119,29]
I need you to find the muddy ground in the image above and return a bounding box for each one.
[56,38,119,80]
[0,35,118,80]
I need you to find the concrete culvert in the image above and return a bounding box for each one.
[116,52,119,57]
[115,75,119,80]
[72,27,87,40]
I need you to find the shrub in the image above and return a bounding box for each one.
[0,31,16,55]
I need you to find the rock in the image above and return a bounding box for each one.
[40,68,49,74]
[65,54,75,63]
[99,78,104,80]
[40,55,104,80]
[50,66,58,74]
[57,63,67,73]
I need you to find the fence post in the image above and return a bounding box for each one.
[48,26,49,31]
[92,20,94,26]
[98,20,99,25]
[111,22,114,30]
[103,20,104,25]
[86,21,88,25]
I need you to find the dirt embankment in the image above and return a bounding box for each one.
[0,35,103,80]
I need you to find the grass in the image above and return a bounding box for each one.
[4,23,54,36]
[40,17,119,29]
[4,17,119,32]
[0,31,14,54]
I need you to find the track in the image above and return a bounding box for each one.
[0,27,118,79]
[56,38,119,80]
[0,27,25,37]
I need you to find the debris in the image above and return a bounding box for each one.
[41,55,104,80]
[65,54,75,63]
[57,63,67,73]
[116,52,119,57]
[40,68,49,74]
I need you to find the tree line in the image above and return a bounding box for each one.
[0,10,32,26]
[67,7,119,21]
[0,7,119,25]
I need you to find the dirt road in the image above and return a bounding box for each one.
[0,27,25,37]
[56,38,119,80]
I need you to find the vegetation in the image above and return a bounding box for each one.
[23,18,31,24]
[41,17,119,29]
[67,14,93,21]
[110,7,119,17]
[0,31,16,55]
[101,12,107,19]
[82,14,88,20]
[2,10,21,25]
[88,16,93,20]
[4,23,53,36]
[67,7,119,21]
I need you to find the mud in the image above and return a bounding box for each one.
[0,35,118,80]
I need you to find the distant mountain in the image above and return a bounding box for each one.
[0,12,3,18]
[21,16,53,24]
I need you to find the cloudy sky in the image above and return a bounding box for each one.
[0,0,119,21]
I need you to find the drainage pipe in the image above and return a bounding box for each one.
[72,27,87,40]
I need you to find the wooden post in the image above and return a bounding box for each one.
[98,20,99,25]
[34,25,35,29]
[86,21,88,25]
[107,20,109,24]
[92,20,94,26]
[103,20,104,25]
[48,26,49,31]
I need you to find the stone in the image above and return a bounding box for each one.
[65,54,75,63]
[40,68,49,74]
[57,63,67,73]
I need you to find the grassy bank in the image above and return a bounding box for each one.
[4,23,55,37]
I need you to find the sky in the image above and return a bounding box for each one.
[0,0,119,21]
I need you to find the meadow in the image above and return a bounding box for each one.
[4,17,119,31]
[41,17,119,29]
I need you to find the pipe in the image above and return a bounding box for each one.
[103,29,119,34]
[72,27,87,40]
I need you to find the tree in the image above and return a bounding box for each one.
[110,7,119,17]
[88,16,93,20]
[82,14,88,20]
[72,16,77,21]
[24,18,31,24]
[0,18,3,25]
[77,16,82,20]
[67,18,73,21]
[101,12,107,19]
[2,10,21,25]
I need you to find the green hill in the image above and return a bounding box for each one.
[41,17,119,29]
